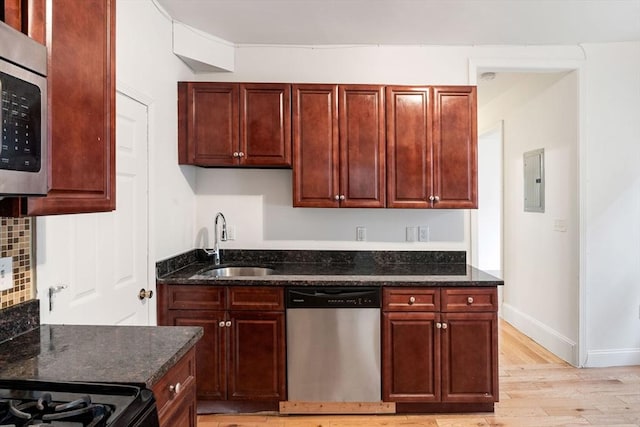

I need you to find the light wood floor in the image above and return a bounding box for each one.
[198,320,640,426]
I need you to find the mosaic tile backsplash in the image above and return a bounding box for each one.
[0,217,34,309]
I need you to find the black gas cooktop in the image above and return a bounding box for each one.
[0,379,158,427]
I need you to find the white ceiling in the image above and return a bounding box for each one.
[155,0,640,46]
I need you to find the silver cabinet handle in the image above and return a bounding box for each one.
[408,296,416,305]
[467,297,474,304]
[169,382,182,395]
[219,321,225,327]
[225,321,232,327]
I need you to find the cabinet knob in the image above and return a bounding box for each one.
[434,196,440,202]
[169,382,182,395]
[467,297,474,304]
[339,195,345,201]
[225,321,232,327]
[408,296,416,305]
[219,321,225,328]
[238,151,245,157]
[442,323,448,330]
[429,195,435,202]
[436,322,442,329]
[334,195,340,200]
[233,152,239,158]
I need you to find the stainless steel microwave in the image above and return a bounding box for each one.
[0,20,48,197]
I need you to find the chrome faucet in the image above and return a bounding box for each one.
[211,212,228,265]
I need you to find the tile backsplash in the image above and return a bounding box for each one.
[0,217,34,309]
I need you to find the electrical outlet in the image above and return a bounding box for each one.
[406,227,418,242]
[356,226,366,241]
[419,226,430,242]
[226,225,236,240]
[0,257,13,291]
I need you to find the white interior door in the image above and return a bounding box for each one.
[37,92,150,325]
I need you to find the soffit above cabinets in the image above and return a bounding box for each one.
[154,0,640,46]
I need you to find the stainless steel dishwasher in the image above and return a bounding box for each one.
[286,287,381,402]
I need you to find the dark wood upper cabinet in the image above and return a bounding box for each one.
[432,86,478,209]
[241,84,291,166]
[338,85,386,208]
[292,84,339,207]
[0,0,115,216]
[386,86,432,208]
[387,85,477,209]
[293,84,385,208]
[178,82,291,167]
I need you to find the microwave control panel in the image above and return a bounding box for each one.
[0,71,42,172]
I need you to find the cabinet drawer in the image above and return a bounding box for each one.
[383,288,439,311]
[153,348,196,418]
[229,286,284,310]
[167,285,225,310]
[441,288,498,312]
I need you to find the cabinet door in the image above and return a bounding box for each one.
[440,312,498,402]
[382,311,440,402]
[386,87,433,208]
[1,0,45,42]
[169,311,227,401]
[178,82,239,166]
[240,83,291,167]
[24,0,115,215]
[228,311,286,401]
[292,84,339,207]
[153,348,197,427]
[338,85,385,207]
[432,86,477,209]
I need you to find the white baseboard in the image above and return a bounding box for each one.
[584,348,640,368]
[501,303,578,366]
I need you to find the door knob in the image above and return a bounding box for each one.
[138,288,153,300]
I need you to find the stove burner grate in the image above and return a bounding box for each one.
[1,394,113,426]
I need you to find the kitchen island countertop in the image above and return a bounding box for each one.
[0,324,203,388]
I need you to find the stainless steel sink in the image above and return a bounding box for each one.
[194,266,275,278]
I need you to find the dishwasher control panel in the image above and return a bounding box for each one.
[286,287,381,308]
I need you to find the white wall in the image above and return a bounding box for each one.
[479,72,580,364]
[192,44,583,251]
[116,0,197,261]
[583,42,640,367]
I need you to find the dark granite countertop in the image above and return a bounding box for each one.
[0,324,203,389]
[156,249,503,287]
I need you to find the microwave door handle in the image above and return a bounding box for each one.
[0,79,3,139]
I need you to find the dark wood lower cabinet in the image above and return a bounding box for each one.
[153,348,197,427]
[383,312,439,402]
[441,312,498,403]
[158,283,497,415]
[157,284,286,412]
[228,311,286,400]
[382,287,498,411]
